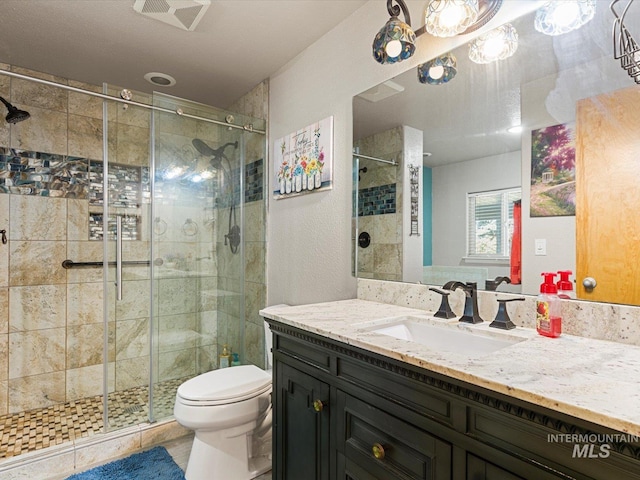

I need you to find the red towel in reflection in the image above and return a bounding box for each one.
[510,200,522,284]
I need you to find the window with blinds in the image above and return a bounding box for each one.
[467,188,521,258]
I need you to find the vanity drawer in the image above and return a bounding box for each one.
[467,405,640,480]
[275,332,331,372]
[337,391,452,480]
[336,356,454,427]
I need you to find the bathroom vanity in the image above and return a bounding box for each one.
[261,300,640,480]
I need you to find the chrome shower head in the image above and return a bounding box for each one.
[0,95,30,124]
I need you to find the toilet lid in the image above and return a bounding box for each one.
[177,365,271,402]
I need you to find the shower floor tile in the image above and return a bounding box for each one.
[0,377,187,460]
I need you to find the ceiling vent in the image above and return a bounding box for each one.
[356,80,405,103]
[133,0,211,31]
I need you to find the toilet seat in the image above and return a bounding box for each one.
[177,365,271,406]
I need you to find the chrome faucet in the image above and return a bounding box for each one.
[443,281,484,324]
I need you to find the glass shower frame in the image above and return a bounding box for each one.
[101,88,265,430]
[0,67,266,460]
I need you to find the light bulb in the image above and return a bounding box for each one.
[552,2,580,28]
[429,65,445,80]
[439,4,465,29]
[385,40,402,58]
[482,37,504,60]
[469,23,518,64]
[534,0,596,36]
[425,0,479,38]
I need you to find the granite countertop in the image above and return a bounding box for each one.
[260,299,640,437]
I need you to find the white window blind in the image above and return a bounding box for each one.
[467,188,521,258]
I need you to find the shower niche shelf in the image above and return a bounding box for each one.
[88,162,149,241]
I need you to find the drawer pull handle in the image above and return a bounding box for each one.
[372,443,385,460]
[313,399,325,412]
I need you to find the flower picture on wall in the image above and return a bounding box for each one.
[273,116,333,199]
[530,122,576,217]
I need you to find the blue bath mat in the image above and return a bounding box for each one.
[65,446,185,480]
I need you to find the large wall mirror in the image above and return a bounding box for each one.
[353,1,640,306]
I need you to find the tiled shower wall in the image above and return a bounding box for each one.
[0,64,268,415]
[0,64,165,415]
[354,126,404,281]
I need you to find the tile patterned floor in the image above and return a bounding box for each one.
[0,377,187,460]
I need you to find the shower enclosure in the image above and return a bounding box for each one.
[0,69,267,459]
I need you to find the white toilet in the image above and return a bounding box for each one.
[174,324,273,480]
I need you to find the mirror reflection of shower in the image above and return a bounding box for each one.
[192,138,241,254]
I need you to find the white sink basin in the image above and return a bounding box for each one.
[359,316,524,357]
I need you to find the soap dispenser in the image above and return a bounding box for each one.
[556,270,576,299]
[219,344,231,368]
[536,273,562,338]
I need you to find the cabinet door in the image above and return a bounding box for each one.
[274,362,331,480]
[337,391,452,480]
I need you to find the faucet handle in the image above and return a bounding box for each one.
[429,287,457,319]
[489,297,525,330]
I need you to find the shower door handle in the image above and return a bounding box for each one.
[116,215,123,301]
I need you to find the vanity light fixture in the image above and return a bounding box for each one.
[417,52,458,84]
[468,23,518,64]
[425,0,479,37]
[611,0,640,84]
[534,0,596,36]
[372,0,417,64]
[372,0,503,65]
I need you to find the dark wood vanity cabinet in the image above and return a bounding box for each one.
[274,362,331,479]
[267,320,640,480]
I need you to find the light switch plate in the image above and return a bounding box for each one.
[535,238,547,256]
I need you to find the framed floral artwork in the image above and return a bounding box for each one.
[273,116,333,199]
[530,122,576,217]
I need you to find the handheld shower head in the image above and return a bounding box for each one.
[0,96,30,124]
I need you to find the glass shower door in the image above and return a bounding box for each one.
[103,92,154,431]
[101,88,265,429]
[149,93,246,421]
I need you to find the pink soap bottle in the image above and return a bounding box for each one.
[536,273,562,338]
[557,270,576,299]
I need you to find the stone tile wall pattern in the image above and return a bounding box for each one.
[354,126,404,282]
[0,66,268,417]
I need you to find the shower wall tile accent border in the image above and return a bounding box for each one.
[0,146,147,241]
[0,147,90,198]
[245,158,264,203]
[358,183,396,216]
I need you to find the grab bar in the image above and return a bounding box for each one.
[61,259,153,269]
[116,216,123,300]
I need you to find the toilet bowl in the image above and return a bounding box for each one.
[174,323,274,480]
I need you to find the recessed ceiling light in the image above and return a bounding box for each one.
[144,72,176,87]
